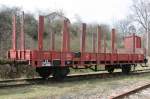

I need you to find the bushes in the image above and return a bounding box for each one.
[0,64,37,79]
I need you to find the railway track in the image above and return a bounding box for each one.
[0,69,150,88]
[0,78,41,88]
[109,82,150,99]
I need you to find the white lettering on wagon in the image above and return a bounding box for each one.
[42,60,51,66]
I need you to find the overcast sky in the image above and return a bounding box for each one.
[0,0,132,24]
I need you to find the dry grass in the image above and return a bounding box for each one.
[0,73,150,99]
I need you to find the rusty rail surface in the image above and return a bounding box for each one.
[110,83,150,99]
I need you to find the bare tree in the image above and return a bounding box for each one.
[131,0,150,55]
[114,18,132,36]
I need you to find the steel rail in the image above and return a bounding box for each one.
[109,83,150,99]
[0,69,150,88]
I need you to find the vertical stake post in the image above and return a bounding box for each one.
[133,33,135,63]
[12,15,16,50]
[61,19,70,52]
[133,33,135,53]
[20,12,25,50]
[104,31,106,53]
[80,23,86,53]
[97,26,101,53]
[50,32,55,51]
[92,32,96,53]
[111,29,116,53]
[38,16,44,51]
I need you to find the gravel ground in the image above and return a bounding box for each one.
[0,73,150,99]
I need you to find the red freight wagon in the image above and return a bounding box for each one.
[7,14,147,79]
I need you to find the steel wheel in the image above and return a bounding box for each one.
[122,65,131,74]
[105,65,114,73]
[107,67,114,73]
[36,67,52,79]
[52,67,70,80]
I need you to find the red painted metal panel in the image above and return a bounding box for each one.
[134,54,138,61]
[105,54,111,61]
[42,52,51,59]
[61,52,73,61]
[17,50,21,59]
[124,34,141,50]
[118,54,128,61]
[135,36,141,48]
[66,52,73,60]
[25,50,32,60]
[82,53,90,61]
[9,50,17,59]
[8,50,145,67]
[124,37,133,49]
[31,50,38,60]
[138,54,144,60]
[132,54,135,63]
[128,54,132,62]
[90,53,96,61]
[111,53,118,62]
[99,53,105,61]
[61,52,73,66]
[51,51,61,60]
